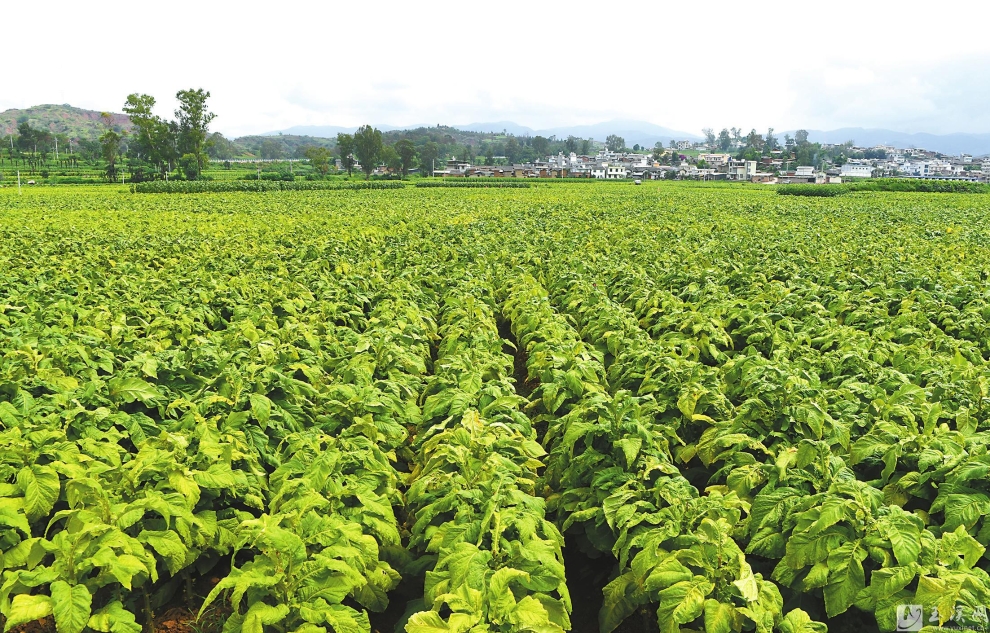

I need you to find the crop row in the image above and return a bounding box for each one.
[4,183,990,633]
[132,181,405,194]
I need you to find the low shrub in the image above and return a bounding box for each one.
[415,180,531,188]
[776,185,849,197]
[134,180,405,194]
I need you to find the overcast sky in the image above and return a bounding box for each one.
[4,1,990,137]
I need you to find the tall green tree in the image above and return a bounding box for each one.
[123,93,174,176]
[395,139,416,177]
[605,135,625,152]
[418,141,439,176]
[765,128,777,153]
[380,145,401,176]
[260,139,285,160]
[702,128,716,147]
[336,133,355,176]
[795,129,809,145]
[354,125,383,179]
[718,129,732,151]
[304,146,332,176]
[746,129,763,151]
[505,137,520,163]
[532,135,550,157]
[98,113,123,182]
[652,142,664,163]
[207,132,236,160]
[174,88,216,178]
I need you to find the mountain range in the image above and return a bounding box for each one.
[4,105,990,157]
[270,121,990,156]
[269,119,704,149]
[784,128,990,156]
[0,104,131,140]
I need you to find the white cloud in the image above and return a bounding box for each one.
[2,0,989,136]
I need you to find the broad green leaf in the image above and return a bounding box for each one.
[488,567,529,622]
[732,564,760,603]
[319,603,368,633]
[241,602,290,633]
[615,437,643,469]
[656,578,713,633]
[4,594,53,632]
[883,511,922,566]
[140,530,189,575]
[405,611,456,633]
[250,394,272,427]
[509,595,562,632]
[109,377,162,405]
[88,601,142,633]
[822,541,866,617]
[17,465,60,522]
[777,609,827,633]
[0,401,19,427]
[704,599,736,633]
[50,581,92,633]
[201,567,282,616]
[0,506,31,536]
[600,573,645,633]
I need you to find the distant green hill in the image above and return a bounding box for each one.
[233,134,335,158]
[0,104,131,141]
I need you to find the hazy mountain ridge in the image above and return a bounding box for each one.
[267,119,703,148]
[0,104,131,140]
[794,128,990,156]
[6,105,989,156]
[268,121,990,155]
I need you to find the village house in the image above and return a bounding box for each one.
[433,159,472,177]
[778,166,825,184]
[840,163,873,179]
[699,153,732,167]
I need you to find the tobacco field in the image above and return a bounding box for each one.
[1,183,989,633]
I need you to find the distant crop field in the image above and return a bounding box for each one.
[1,183,989,633]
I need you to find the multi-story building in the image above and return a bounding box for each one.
[723,160,758,181]
[699,153,732,167]
[591,164,627,179]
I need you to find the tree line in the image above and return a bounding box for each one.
[2,122,86,173]
[122,89,217,181]
[695,127,892,168]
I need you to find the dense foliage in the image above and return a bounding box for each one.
[846,179,989,194]
[779,180,989,197]
[414,181,532,188]
[776,185,849,197]
[1,183,990,633]
[133,181,405,193]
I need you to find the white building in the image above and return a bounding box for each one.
[725,160,758,181]
[699,153,732,167]
[605,165,627,179]
[840,164,873,179]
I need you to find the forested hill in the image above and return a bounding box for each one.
[0,104,131,140]
[231,126,585,161]
[233,126,515,155]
